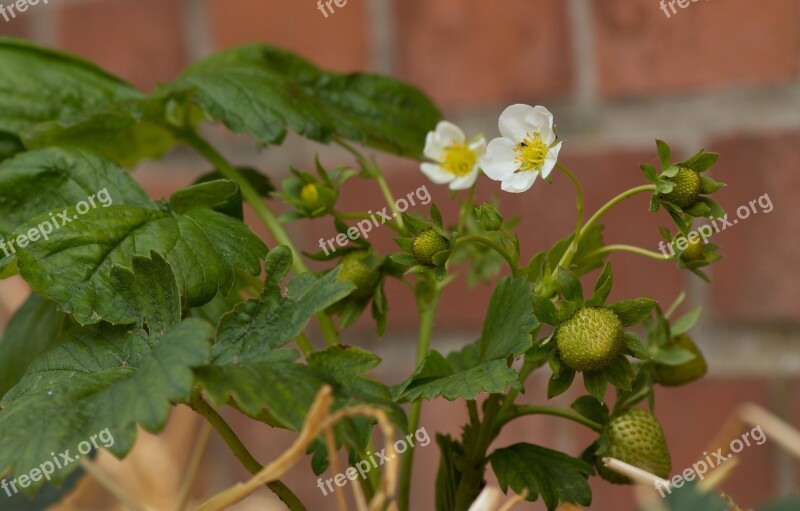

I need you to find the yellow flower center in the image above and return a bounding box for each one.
[300,183,319,206]
[514,132,549,172]
[441,142,477,177]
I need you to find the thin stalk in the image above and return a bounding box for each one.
[175,422,213,511]
[581,184,656,238]
[494,405,603,433]
[398,279,441,511]
[552,162,585,271]
[189,395,308,511]
[182,130,341,347]
[585,244,670,262]
[457,185,477,233]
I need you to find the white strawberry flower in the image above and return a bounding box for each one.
[480,104,562,193]
[421,121,486,191]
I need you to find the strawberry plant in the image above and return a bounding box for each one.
[0,37,742,510]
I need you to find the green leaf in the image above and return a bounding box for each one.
[531,294,558,325]
[0,130,24,162]
[0,294,69,399]
[670,306,701,335]
[196,248,355,428]
[0,253,214,490]
[571,396,609,425]
[16,203,267,325]
[608,299,657,327]
[655,140,671,169]
[394,350,521,402]
[21,97,180,168]
[652,345,696,366]
[623,333,651,360]
[583,371,608,401]
[679,150,719,173]
[586,263,613,307]
[5,466,86,510]
[0,38,140,137]
[490,443,594,510]
[699,175,725,194]
[170,179,243,219]
[557,266,583,303]
[0,147,152,238]
[479,277,537,361]
[640,163,658,183]
[163,44,441,157]
[602,357,634,391]
[547,354,575,399]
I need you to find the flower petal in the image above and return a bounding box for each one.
[501,171,537,193]
[480,138,518,181]
[449,168,479,190]
[540,142,563,179]
[424,121,465,160]
[420,163,455,184]
[469,136,487,158]
[498,104,554,141]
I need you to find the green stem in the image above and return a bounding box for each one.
[581,185,656,238]
[457,186,477,233]
[585,244,669,262]
[295,332,314,357]
[189,395,308,511]
[452,396,502,511]
[494,405,603,433]
[399,278,441,511]
[182,130,341,347]
[453,235,519,276]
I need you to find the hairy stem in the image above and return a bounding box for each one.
[182,130,341,347]
[582,184,657,238]
[585,244,669,262]
[189,395,308,511]
[454,235,519,276]
[494,405,603,433]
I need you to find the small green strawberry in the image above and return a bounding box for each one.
[679,236,706,262]
[337,251,379,300]
[411,229,450,267]
[556,307,624,372]
[597,408,672,484]
[655,334,707,387]
[663,167,701,209]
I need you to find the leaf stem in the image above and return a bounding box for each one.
[181,130,341,347]
[581,184,657,238]
[494,405,603,433]
[398,276,441,511]
[453,235,519,276]
[189,394,308,511]
[585,244,669,262]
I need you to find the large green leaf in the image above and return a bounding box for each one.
[490,443,594,511]
[0,147,152,237]
[0,294,69,399]
[479,277,538,361]
[162,44,441,157]
[197,247,355,429]
[394,350,521,402]
[0,38,140,136]
[0,253,213,490]
[13,183,267,324]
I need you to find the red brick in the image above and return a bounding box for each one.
[708,131,800,321]
[394,0,573,108]
[593,0,800,98]
[57,0,188,91]
[208,0,370,72]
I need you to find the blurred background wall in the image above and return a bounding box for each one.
[1,0,800,509]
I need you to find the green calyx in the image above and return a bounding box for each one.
[663,167,701,209]
[655,334,707,387]
[411,229,450,266]
[556,307,624,373]
[596,408,672,484]
[337,251,379,300]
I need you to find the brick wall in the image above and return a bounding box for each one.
[2,0,800,509]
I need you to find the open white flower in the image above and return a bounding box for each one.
[480,104,562,193]
[421,121,486,190]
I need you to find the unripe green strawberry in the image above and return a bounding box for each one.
[337,251,378,300]
[556,307,624,372]
[655,334,707,387]
[679,236,705,262]
[663,167,701,209]
[596,408,672,484]
[411,229,450,266]
[299,183,320,209]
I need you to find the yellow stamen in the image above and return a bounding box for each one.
[514,132,549,172]
[441,142,477,177]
